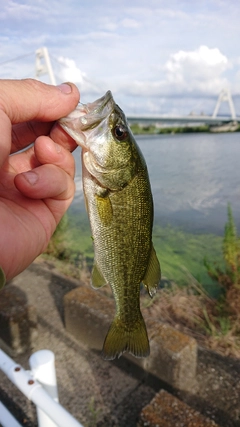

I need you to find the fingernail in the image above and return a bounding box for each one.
[22,171,39,185]
[57,83,72,94]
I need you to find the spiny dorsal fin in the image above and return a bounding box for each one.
[142,244,161,298]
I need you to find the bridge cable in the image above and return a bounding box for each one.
[0,52,34,67]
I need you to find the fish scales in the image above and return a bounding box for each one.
[86,169,152,315]
[59,91,161,360]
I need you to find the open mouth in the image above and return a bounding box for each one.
[59,90,113,126]
[85,90,113,115]
[58,91,114,146]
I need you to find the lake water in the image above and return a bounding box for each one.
[70,132,240,235]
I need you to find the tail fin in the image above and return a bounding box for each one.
[102,315,150,360]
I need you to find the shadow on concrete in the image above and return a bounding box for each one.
[0,382,37,427]
[28,262,79,325]
[0,284,37,355]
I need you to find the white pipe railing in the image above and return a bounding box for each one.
[0,402,23,427]
[0,349,84,427]
[29,350,59,427]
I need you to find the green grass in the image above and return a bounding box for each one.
[130,123,240,135]
[46,211,224,297]
[130,123,211,135]
[66,214,93,258]
[153,224,223,296]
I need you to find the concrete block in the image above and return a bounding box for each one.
[64,286,197,391]
[0,285,38,356]
[64,286,115,350]
[138,389,220,427]
[143,320,197,391]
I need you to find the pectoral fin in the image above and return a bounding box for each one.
[95,194,113,226]
[142,244,161,298]
[91,263,106,289]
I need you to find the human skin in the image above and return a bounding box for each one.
[0,78,80,282]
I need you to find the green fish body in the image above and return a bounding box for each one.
[59,91,161,360]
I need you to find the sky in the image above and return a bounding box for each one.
[1,0,240,115]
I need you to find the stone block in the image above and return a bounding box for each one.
[64,286,115,351]
[0,285,38,356]
[64,286,197,391]
[142,320,197,391]
[138,389,220,427]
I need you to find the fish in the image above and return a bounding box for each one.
[59,91,161,360]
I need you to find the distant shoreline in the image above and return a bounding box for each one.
[130,122,240,135]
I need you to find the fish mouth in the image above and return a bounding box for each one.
[59,91,114,148]
[84,90,113,116]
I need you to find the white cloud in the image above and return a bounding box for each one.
[121,18,140,28]
[57,56,86,84]
[164,45,230,95]
[97,15,140,32]
[4,0,49,20]
[1,1,240,115]
[118,45,231,101]
[57,56,101,96]
[98,17,118,32]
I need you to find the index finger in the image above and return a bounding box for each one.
[11,121,53,153]
[12,120,78,155]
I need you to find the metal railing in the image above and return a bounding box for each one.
[0,349,84,427]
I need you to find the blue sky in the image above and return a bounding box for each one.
[1,0,240,115]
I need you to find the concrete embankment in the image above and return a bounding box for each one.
[0,260,240,427]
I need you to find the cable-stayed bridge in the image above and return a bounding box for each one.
[127,88,239,127]
[126,112,239,126]
[2,47,239,127]
[36,47,239,127]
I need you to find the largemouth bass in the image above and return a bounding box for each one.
[59,91,161,360]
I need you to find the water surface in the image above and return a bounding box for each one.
[71,132,240,235]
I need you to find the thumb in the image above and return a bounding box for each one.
[0,79,80,123]
[0,79,80,167]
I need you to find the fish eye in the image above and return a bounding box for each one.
[113,125,128,141]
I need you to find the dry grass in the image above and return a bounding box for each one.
[141,271,240,359]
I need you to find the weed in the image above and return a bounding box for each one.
[205,204,240,321]
[87,397,101,427]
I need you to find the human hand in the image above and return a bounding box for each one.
[0,79,80,283]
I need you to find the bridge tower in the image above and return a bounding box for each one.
[35,47,56,85]
[212,88,236,121]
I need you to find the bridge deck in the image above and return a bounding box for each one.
[127,115,239,125]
